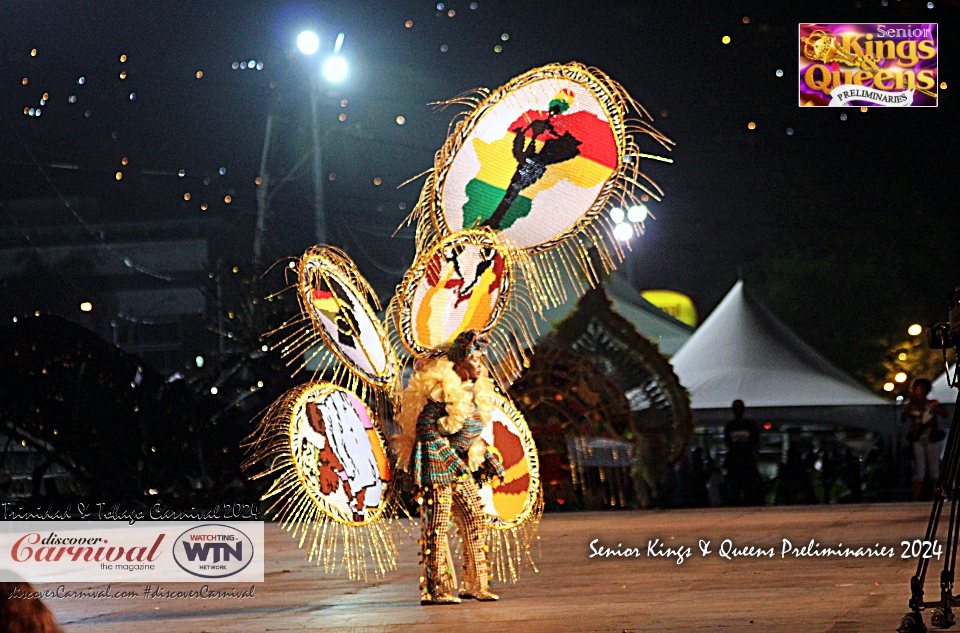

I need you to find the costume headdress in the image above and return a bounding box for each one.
[444,328,487,365]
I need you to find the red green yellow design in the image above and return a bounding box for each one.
[463,88,618,231]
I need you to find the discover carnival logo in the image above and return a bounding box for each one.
[0,521,264,583]
[172,524,255,579]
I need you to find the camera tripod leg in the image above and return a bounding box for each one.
[904,394,960,631]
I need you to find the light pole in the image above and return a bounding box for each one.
[254,30,347,259]
[309,75,326,245]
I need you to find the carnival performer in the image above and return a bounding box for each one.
[393,329,505,605]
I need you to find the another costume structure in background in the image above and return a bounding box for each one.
[393,330,504,604]
[902,378,949,501]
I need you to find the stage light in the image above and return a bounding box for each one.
[80,302,93,312]
[908,323,923,336]
[884,382,895,392]
[323,56,348,83]
[614,223,633,242]
[610,208,625,223]
[895,372,908,383]
[195,355,204,368]
[210,386,219,395]
[298,31,320,55]
[627,204,648,223]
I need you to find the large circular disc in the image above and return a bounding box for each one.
[479,392,541,529]
[433,64,626,254]
[396,229,511,356]
[288,382,391,526]
[299,250,397,387]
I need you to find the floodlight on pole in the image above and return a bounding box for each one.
[323,56,348,83]
[627,204,648,223]
[614,222,634,242]
[297,31,320,55]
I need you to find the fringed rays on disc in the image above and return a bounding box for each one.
[403,61,674,311]
[242,381,401,580]
[483,391,544,582]
[385,227,541,387]
[265,246,400,414]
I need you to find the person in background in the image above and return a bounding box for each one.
[902,378,949,501]
[723,399,763,505]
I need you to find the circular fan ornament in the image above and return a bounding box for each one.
[242,381,399,580]
[478,390,543,582]
[272,247,399,397]
[407,62,674,308]
[388,227,538,385]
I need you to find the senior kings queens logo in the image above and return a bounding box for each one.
[799,23,938,107]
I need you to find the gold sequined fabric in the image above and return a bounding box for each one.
[419,478,491,601]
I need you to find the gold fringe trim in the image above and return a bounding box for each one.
[242,381,401,581]
[488,485,544,583]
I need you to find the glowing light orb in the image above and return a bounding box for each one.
[323,56,348,83]
[297,31,320,55]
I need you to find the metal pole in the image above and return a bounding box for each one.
[253,114,274,262]
[310,76,326,246]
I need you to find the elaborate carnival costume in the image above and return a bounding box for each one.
[393,330,504,603]
[243,62,671,604]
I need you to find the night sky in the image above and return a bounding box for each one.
[2,0,958,377]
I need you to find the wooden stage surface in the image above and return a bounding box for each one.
[46,503,940,632]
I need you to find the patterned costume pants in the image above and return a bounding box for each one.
[420,478,491,600]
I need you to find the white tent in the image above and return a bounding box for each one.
[670,281,894,432]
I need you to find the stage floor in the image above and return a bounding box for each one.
[47,503,938,632]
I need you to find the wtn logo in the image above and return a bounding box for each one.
[181,540,243,564]
[173,524,255,579]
